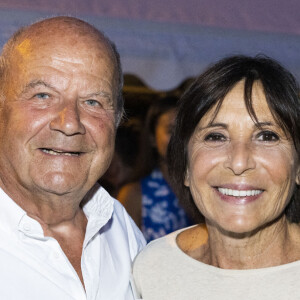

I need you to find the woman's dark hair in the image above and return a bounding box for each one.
[168,55,300,222]
[135,95,178,178]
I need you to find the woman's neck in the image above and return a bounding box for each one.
[180,218,300,269]
[206,218,300,269]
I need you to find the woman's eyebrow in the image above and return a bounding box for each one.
[254,121,273,127]
[200,123,228,130]
[252,121,282,130]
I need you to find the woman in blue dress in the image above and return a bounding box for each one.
[118,96,194,242]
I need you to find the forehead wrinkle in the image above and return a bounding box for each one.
[50,54,91,67]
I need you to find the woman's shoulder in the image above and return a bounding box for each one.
[132,225,209,299]
[133,226,201,269]
[134,228,184,265]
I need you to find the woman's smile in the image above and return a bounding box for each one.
[214,186,264,204]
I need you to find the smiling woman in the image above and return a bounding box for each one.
[132,55,300,300]
[184,79,297,235]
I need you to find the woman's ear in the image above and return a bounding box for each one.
[184,169,190,187]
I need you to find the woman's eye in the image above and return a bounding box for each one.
[204,133,226,142]
[257,131,279,142]
[35,93,49,99]
[85,99,101,107]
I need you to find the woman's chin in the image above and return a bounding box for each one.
[207,217,267,238]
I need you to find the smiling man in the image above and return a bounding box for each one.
[0,16,145,299]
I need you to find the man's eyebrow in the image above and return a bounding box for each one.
[23,80,55,93]
[84,91,112,99]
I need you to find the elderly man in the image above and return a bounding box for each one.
[0,16,145,299]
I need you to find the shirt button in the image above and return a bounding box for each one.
[54,252,60,259]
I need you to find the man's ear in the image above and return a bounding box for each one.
[184,169,190,187]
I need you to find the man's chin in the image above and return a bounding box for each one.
[32,178,88,198]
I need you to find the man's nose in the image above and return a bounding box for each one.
[50,102,86,135]
[223,141,256,175]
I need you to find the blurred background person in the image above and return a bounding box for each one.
[133,55,300,299]
[99,119,142,198]
[118,96,194,242]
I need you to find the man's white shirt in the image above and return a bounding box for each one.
[0,184,146,300]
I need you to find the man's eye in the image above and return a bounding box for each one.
[257,131,279,142]
[204,133,226,142]
[35,93,49,99]
[85,99,101,107]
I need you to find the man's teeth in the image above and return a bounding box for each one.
[42,149,79,156]
[218,188,262,197]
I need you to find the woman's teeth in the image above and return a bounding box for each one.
[217,188,262,197]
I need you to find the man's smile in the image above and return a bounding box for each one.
[40,148,82,157]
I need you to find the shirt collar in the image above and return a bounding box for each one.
[0,187,27,236]
[82,184,114,246]
[0,184,114,244]
[82,183,114,220]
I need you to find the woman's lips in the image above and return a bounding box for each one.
[214,186,264,204]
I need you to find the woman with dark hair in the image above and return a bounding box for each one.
[132,55,300,299]
[118,96,192,242]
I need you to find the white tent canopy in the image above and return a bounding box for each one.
[0,0,299,91]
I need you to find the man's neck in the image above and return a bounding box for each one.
[38,207,88,289]
[0,174,87,225]
[0,174,89,287]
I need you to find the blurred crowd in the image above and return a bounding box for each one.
[99,85,197,242]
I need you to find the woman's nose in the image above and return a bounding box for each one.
[50,102,86,136]
[223,141,256,175]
